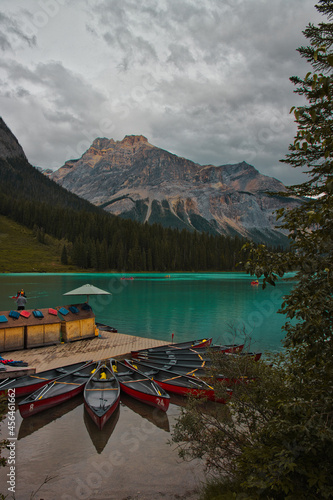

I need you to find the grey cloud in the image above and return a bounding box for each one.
[0,0,324,187]
[0,59,106,111]
[96,7,158,71]
[0,56,109,167]
[42,109,79,124]
[167,43,196,68]
[0,59,42,83]
[15,87,30,98]
[0,32,11,51]
[0,12,36,51]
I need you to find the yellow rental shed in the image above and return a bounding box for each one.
[0,308,62,351]
[58,304,96,342]
[24,308,62,348]
[0,311,25,352]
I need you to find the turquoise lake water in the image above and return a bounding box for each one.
[0,272,297,498]
[0,272,295,352]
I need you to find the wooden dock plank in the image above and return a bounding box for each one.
[1,331,169,373]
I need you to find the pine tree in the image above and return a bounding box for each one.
[173,3,333,497]
[61,244,68,265]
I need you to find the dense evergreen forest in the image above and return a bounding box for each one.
[0,156,251,271]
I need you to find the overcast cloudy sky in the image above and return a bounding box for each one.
[0,0,323,185]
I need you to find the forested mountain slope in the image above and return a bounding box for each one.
[0,118,249,271]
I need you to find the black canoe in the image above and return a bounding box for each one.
[0,360,93,398]
[131,337,213,358]
[19,361,96,418]
[135,351,262,368]
[135,346,238,362]
[134,354,209,369]
[134,343,244,360]
[129,357,212,378]
[110,359,170,412]
[84,362,120,430]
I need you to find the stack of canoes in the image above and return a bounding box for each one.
[0,337,262,430]
[129,341,262,383]
[133,349,261,367]
[125,359,232,403]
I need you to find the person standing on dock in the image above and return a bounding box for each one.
[16,291,27,310]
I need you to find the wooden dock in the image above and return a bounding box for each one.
[0,330,168,377]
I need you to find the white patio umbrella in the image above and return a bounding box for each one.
[63,284,111,303]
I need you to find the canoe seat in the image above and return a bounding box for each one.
[92,377,110,382]
[118,370,133,377]
[143,370,159,377]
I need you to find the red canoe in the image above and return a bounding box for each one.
[19,361,96,418]
[0,360,92,398]
[125,359,231,403]
[110,359,170,412]
[84,362,120,430]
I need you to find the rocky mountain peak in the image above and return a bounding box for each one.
[90,135,150,152]
[0,117,27,161]
[91,137,115,150]
[121,135,149,147]
[50,135,300,245]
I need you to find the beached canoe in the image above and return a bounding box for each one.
[125,359,231,403]
[95,322,118,333]
[19,361,96,418]
[0,360,92,398]
[110,359,170,412]
[83,362,120,430]
[131,337,213,358]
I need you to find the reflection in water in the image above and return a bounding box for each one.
[18,395,83,440]
[120,393,170,432]
[169,393,230,421]
[169,393,188,409]
[83,405,120,454]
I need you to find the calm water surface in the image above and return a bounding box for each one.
[0,272,295,351]
[0,273,295,498]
